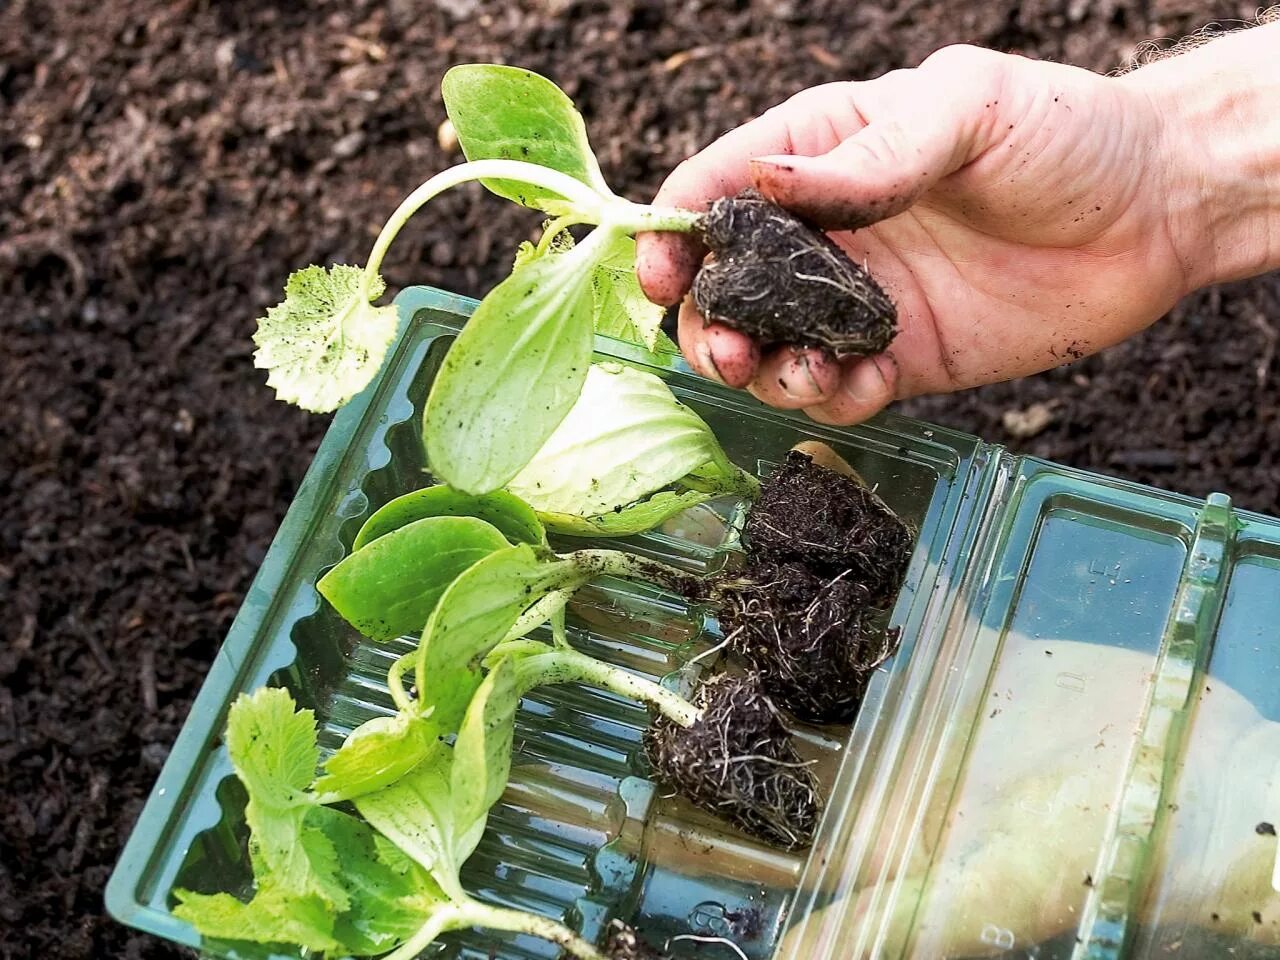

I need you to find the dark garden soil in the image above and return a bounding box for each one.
[1,1,1276,957]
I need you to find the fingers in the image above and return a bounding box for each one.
[804,354,901,425]
[636,83,863,306]
[747,348,842,409]
[748,50,1004,230]
[676,299,759,387]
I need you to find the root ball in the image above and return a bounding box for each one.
[692,189,897,358]
[645,672,820,850]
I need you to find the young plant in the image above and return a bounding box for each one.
[252,64,896,499]
[175,683,659,960]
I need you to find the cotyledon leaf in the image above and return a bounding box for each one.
[442,63,612,210]
[318,515,510,642]
[423,230,608,495]
[354,486,545,551]
[537,489,712,538]
[449,657,520,858]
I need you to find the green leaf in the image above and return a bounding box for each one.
[312,807,454,954]
[318,515,510,641]
[356,756,463,895]
[450,658,520,856]
[417,544,576,737]
[539,489,712,537]
[590,233,670,351]
[173,886,341,954]
[506,362,721,517]
[424,232,606,494]
[314,713,438,803]
[223,688,348,911]
[442,64,611,210]
[253,264,400,413]
[354,486,546,551]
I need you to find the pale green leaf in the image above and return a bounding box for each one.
[173,886,340,954]
[450,658,520,856]
[506,362,720,517]
[424,232,606,494]
[318,515,509,641]
[314,713,438,803]
[538,489,712,538]
[354,487,546,551]
[313,807,453,953]
[442,64,611,209]
[589,233,669,351]
[253,264,399,413]
[223,688,348,910]
[355,757,462,896]
[417,545,576,737]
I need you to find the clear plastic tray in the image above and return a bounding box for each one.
[107,287,1280,959]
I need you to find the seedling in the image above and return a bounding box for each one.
[175,685,662,960]
[252,64,895,498]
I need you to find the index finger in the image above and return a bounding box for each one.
[635,83,862,306]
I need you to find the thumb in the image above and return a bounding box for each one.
[748,51,1001,229]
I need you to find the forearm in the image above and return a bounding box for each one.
[1122,19,1280,292]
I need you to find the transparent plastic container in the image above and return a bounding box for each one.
[107,287,1280,959]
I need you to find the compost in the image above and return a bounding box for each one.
[2,1,1276,957]
[693,189,897,356]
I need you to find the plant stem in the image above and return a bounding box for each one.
[515,648,700,728]
[603,200,705,235]
[361,159,609,292]
[457,898,610,960]
[379,904,467,960]
[567,548,702,595]
[501,588,576,645]
[387,648,416,713]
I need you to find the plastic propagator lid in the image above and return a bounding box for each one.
[780,460,1280,959]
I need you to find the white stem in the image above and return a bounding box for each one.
[361,159,609,290]
[456,899,609,960]
[379,904,466,960]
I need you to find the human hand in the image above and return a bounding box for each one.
[637,32,1280,424]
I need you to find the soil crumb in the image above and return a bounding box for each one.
[692,189,897,358]
[746,451,914,605]
[603,920,670,960]
[645,673,820,850]
[719,560,883,723]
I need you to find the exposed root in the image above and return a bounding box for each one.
[718,560,880,723]
[645,673,820,850]
[604,920,671,960]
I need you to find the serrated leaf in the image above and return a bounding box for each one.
[506,363,720,518]
[424,231,607,494]
[318,515,510,641]
[354,487,546,551]
[314,713,438,803]
[442,64,611,210]
[173,886,341,954]
[312,807,453,953]
[223,688,348,911]
[253,264,400,413]
[450,658,520,855]
[590,233,669,351]
[538,489,712,538]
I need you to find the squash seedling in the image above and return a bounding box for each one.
[175,685,663,960]
[252,64,896,499]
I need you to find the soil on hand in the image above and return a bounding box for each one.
[744,451,914,605]
[693,189,897,357]
[719,560,880,723]
[645,673,820,850]
[3,0,1274,957]
[603,920,670,960]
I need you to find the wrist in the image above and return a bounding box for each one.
[1121,22,1280,293]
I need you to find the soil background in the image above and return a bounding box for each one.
[1,1,1277,957]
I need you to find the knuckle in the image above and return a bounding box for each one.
[923,43,998,73]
